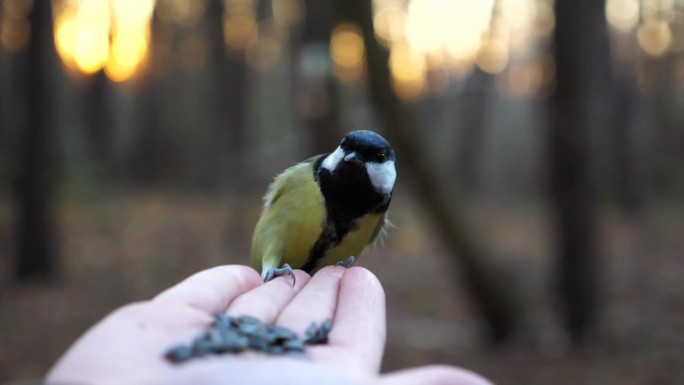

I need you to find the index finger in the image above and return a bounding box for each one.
[153,265,262,315]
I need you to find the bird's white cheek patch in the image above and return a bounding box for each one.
[366,161,396,195]
[322,147,344,172]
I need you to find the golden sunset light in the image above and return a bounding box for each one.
[52,0,153,81]
[389,41,427,99]
[331,22,366,85]
[606,0,640,32]
[223,0,257,50]
[365,0,682,100]
[0,0,676,94]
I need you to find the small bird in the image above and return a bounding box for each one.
[251,130,396,282]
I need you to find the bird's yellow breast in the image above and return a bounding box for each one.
[313,213,383,269]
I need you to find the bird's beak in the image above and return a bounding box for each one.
[344,151,363,167]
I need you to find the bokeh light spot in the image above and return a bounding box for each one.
[0,16,30,51]
[476,37,509,74]
[638,19,672,56]
[389,42,427,100]
[331,23,366,85]
[606,0,640,32]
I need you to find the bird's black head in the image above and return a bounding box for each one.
[316,131,396,218]
[339,130,395,166]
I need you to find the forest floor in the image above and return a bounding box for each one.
[0,189,683,384]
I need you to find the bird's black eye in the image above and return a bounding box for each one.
[340,139,348,150]
[374,152,386,163]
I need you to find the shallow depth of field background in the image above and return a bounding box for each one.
[1,0,683,383]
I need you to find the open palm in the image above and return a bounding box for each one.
[47,265,489,385]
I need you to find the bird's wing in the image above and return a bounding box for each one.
[251,155,327,272]
[263,154,324,209]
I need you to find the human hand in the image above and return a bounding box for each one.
[46,265,490,385]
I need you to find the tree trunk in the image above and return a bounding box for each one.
[550,0,608,342]
[83,71,112,171]
[648,53,681,196]
[294,0,340,155]
[130,11,167,181]
[206,0,248,185]
[344,0,519,344]
[610,72,644,212]
[13,0,57,280]
[456,67,493,197]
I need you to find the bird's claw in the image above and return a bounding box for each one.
[262,263,296,286]
[336,256,355,268]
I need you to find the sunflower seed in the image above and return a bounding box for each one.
[305,319,333,344]
[224,329,249,351]
[165,314,332,363]
[320,319,332,334]
[305,322,318,339]
[165,345,194,363]
[268,345,285,354]
[247,333,269,351]
[268,324,298,341]
[192,333,214,355]
[282,339,305,352]
[237,315,261,325]
[213,313,233,329]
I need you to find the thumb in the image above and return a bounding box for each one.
[377,365,492,385]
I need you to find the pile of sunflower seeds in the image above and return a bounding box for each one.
[165,314,332,363]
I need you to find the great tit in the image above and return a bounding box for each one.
[251,130,396,282]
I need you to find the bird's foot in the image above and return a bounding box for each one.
[262,263,296,286]
[336,256,355,268]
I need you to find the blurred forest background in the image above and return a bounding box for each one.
[1,0,683,383]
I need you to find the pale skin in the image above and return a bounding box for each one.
[46,265,491,385]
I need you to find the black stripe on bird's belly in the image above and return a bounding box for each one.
[301,222,341,273]
[301,157,391,273]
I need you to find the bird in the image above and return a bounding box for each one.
[250,130,396,283]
